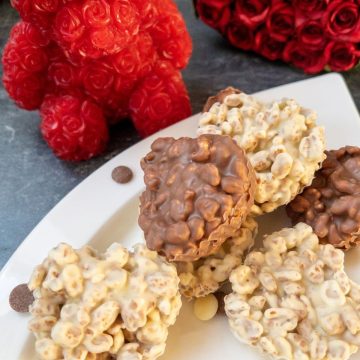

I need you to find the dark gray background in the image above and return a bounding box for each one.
[1,0,360,268]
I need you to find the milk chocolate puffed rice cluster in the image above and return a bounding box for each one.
[198,88,326,214]
[28,243,181,360]
[139,134,256,262]
[287,146,360,250]
[225,223,360,360]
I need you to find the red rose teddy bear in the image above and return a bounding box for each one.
[2,0,192,160]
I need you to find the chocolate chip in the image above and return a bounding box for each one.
[9,283,34,313]
[112,166,133,184]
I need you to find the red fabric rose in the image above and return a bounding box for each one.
[110,33,156,79]
[3,72,46,110]
[82,0,111,27]
[132,0,158,29]
[90,27,116,51]
[53,4,85,44]
[4,30,49,74]
[129,61,191,137]
[294,0,328,19]
[48,60,78,89]
[324,0,360,41]
[235,0,270,29]
[255,27,285,60]
[111,0,140,33]
[266,1,295,41]
[325,41,359,71]
[11,0,58,29]
[19,46,48,72]
[297,20,326,50]
[227,20,254,50]
[80,61,115,102]
[195,0,232,33]
[10,21,50,47]
[33,0,58,13]
[150,11,193,69]
[102,77,134,121]
[283,40,327,73]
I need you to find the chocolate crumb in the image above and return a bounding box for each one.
[112,166,133,184]
[214,291,226,314]
[9,283,34,313]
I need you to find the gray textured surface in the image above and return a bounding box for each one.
[1,0,360,269]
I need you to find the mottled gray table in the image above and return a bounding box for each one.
[1,0,360,269]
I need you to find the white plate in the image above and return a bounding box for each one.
[1,73,360,360]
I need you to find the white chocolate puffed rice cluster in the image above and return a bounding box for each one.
[198,92,326,214]
[176,217,257,298]
[28,243,182,360]
[225,222,360,360]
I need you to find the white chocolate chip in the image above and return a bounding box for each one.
[193,294,218,321]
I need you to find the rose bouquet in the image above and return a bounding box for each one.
[193,0,360,74]
[2,0,192,161]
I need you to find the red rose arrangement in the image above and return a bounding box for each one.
[194,0,360,74]
[2,0,192,161]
